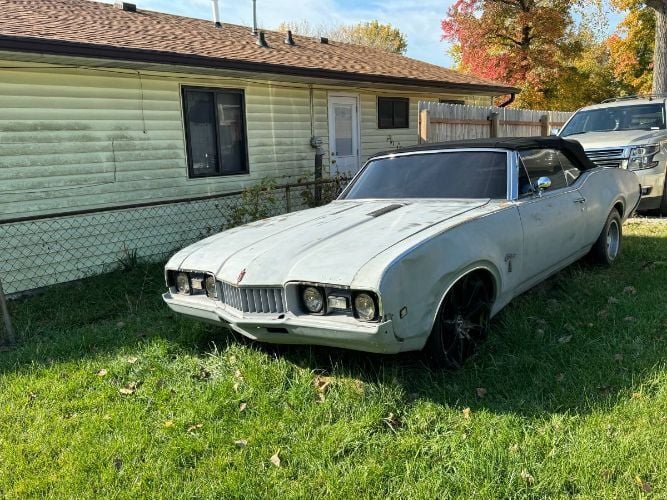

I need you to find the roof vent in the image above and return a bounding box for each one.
[320,37,329,44]
[114,1,137,11]
[210,0,221,28]
[285,30,295,46]
[257,31,268,48]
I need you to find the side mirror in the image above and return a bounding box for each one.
[534,176,552,194]
[550,127,560,136]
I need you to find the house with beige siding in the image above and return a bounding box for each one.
[0,0,517,293]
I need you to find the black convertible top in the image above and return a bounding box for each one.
[374,136,596,171]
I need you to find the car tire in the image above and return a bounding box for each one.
[590,209,622,266]
[423,273,491,370]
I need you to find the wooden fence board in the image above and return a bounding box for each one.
[418,102,573,143]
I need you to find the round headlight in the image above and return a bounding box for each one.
[175,272,190,294]
[354,293,376,321]
[205,275,217,298]
[302,286,324,313]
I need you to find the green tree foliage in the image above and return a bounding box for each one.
[608,0,656,93]
[278,20,407,54]
[442,0,624,109]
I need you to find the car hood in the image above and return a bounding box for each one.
[169,199,492,287]
[564,130,667,149]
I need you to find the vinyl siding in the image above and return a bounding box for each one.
[0,58,492,221]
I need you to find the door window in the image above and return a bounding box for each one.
[518,149,568,194]
[334,104,354,156]
[557,151,582,185]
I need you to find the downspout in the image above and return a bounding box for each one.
[499,93,516,108]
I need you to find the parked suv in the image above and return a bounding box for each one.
[558,95,667,215]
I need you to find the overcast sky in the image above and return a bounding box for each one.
[102,0,623,69]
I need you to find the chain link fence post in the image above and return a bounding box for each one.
[0,275,16,347]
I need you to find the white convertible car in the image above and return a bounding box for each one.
[164,137,640,368]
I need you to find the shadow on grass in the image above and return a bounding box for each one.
[1,232,665,417]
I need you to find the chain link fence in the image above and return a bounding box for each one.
[0,177,350,295]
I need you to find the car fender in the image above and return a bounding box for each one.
[376,206,523,346]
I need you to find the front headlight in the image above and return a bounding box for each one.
[354,293,377,321]
[205,275,217,298]
[302,286,325,313]
[175,272,190,294]
[628,144,660,170]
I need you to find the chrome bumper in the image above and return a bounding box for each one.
[162,291,400,354]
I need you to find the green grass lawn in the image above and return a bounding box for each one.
[1,220,666,498]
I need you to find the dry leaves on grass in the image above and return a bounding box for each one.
[613,353,624,362]
[163,420,174,428]
[476,387,487,398]
[635,476,653,493]
[608,296,619,304]
[126,356,139,364]
[270,450,281,467]
[234,439,248,448]
[382,412,402,431]
[624,316,636,323]
[623,286,637,295]
[558,335,572,344]
[187,423,203,433]
[462,407,471,419]
[239,402,247,412]
[196,367,212,380]
[96,369,108,377]
[314,375,333,402]
[520,470,535,484]
[119,381,139,395]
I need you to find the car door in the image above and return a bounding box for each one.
[516,149,589,283]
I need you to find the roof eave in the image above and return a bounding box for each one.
[0,34,520,95]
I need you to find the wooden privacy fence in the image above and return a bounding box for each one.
[418,102,574,143]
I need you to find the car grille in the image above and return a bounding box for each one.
[585,148,627,168]
[220,282,286,314]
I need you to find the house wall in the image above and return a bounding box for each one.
[0,58,490,221]
[0,57,492,293]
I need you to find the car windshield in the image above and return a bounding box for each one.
[341,151,508,200]
[561,103,666,136]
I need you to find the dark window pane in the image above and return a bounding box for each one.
[215,92,247,174]
[378,97,409,129]
[184,90,218,177]
[519,149,567,191]
[393,99,409,128]
[343,151,507,199]
[378,99,394,128]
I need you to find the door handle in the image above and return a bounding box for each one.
[573,198,586,204]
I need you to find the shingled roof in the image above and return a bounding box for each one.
[0,0,518,95]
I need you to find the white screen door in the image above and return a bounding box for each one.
[328,95,360,176]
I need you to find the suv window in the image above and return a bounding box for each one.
[518,149,568,194]
[561,103,666,136]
